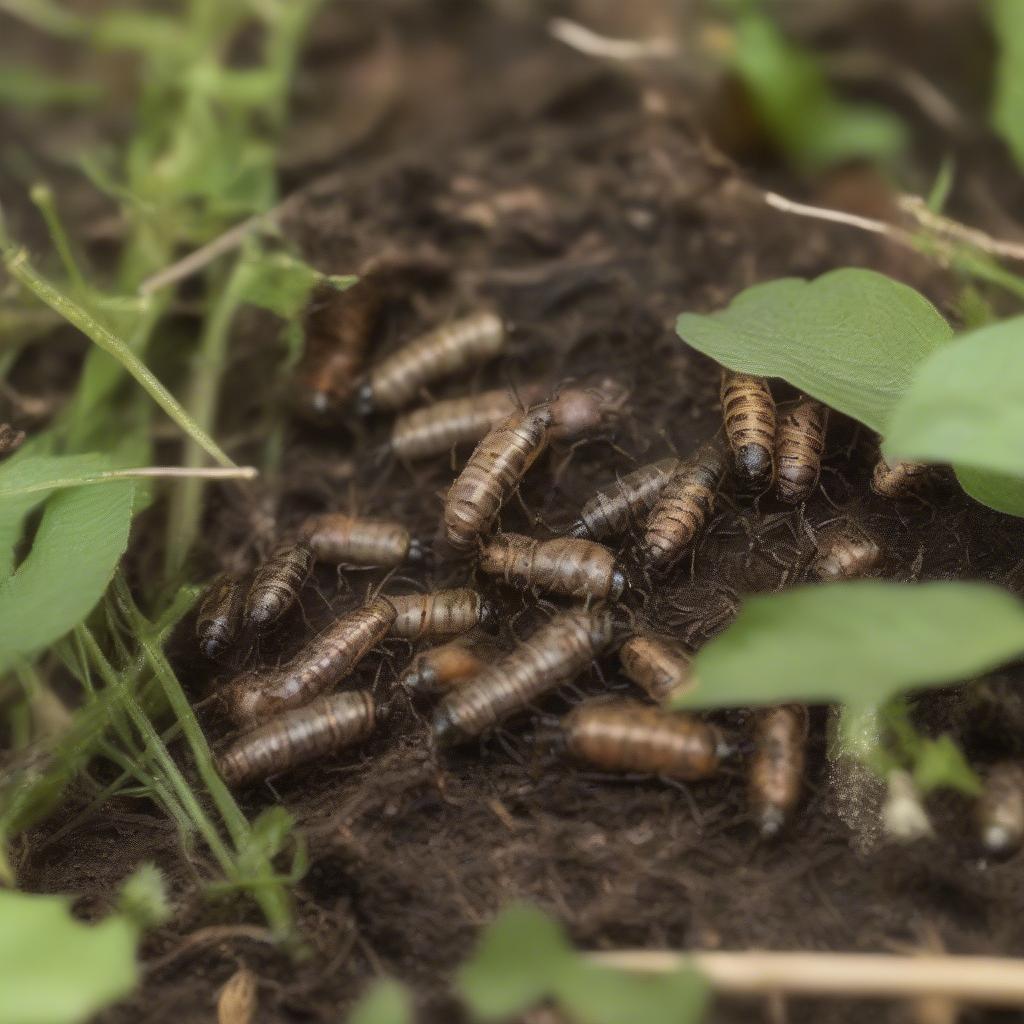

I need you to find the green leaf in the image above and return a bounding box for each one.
[0,890,139,1024]
[953,465,1024,518]
[0,66,102,108]
[557,961,709,1024]
[913,735,983,797]
[676,269,951,432]
[990,0,1024,169]
[731,10,907,172]
[0,476,135,671]
[118,863,170,930]
[348,980,412,1024]
[457,903,573,1020]
[678,582,1024,714]
[237,250,352,320]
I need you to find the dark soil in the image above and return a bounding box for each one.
[11,3,1024,1023]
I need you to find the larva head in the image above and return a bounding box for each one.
[400,659,437,697]
[478,598,499,632]
[609,566,629,602]
[735,444,774,491]
[199,628,231,662]
[355,379,376,416]
[406,536,428,565]
[431,703,471,747]
[222,671,267,726]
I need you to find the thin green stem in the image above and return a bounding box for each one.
[29,184,87,294]
[0,465,257,500]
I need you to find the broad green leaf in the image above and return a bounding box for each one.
[953,465,1024,518]
[677,582,1024,714]
[0,890,138,1024]
[458,903,573,1020]
[913,735,982,797]
[348,980,412,1024]
[676,269,951,432]
[990,0,1024,169]
[0,478,135,671]
[557,961,709,1024]
[732,11,907,172]
[885,316,1024,478]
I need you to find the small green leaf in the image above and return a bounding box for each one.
[676,269,951,433]
[0,890,139,1024]
[556,961,709,1024]
[348,980,412,1024]
[0,66,102,108]
[237,250,352,320]
[118,864,170,930]
[885,316,1024,478]
[913,735,983,797]
[990,0,1024,169]
[457,903,573,1020]
[237,806,295,874]
[678,582,1024,713]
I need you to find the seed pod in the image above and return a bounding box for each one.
[642,445,725,571]
[568,458,680,540]
[749,704,809,837]
[871,456,930,499]
[399,632,498,696]
[618,633,694,703]
[358,311,505,413]
[225,597,395,723]
[561,700,725,779]
[479,533,627,601]
[776,399,827,503]
[242,541,314,634]
[443,404,553,550]
[433,609,613,745]
[976,762,1024,855]
[217,691,375,786]
[811,527,882,581]
[301,512,420,567]
[196,573,245,660]
[293,278,382,420]
[387,588,494,639]
[721,370,776,491]
[390,383,546,461]
[217,968,257,1024]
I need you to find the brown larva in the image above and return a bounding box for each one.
[776,399,828,503]
[357,311,505,414]
[242,540,314,634]
[748,704,809,837]
[293,278,382,420]
[217,691,375,787]
[568,458,680,540]
[546,378,626,440]
[387,588,494,640]
[870,455,930,499]
[720,370,776,491]
[399,632,498,697]
[560,700,726,779]
[301,512,422,567]
[976,761,1024,855]
[225,597,395,724]
[0,423,26,458]
[432,608,614,745]
[810,527,882,581]
[443,403,553,551]
[196,573,245,660]
[390,383,546,461]
[642,445,726,571]
[479,533,627,601]
[618,633,694,703]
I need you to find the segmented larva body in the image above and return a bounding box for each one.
[721,370,776,491]
[390,384,546,461]
[546,379,625,440]
[618,633,694,703]
[301,512,419,567]
[568,458,680,540]
[242,541,314,633]
[776,399,828,503]
[196,573,245,660]
[870,456,930,499]
[432,609,613,745]
[479,533,626,601]
[294,279,381,420]
[976,762,1024,855]
[811,527,882,581]
[642,445,726,570]
[748,704,809,837]
[387,588,493,640]
[399,633,497,696]
[443,404,553,550]
[358,311,505,413]
[225,597,395,724]
[561,701,725,779]
[217,691,376,787]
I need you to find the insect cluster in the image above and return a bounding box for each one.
[192,288,1009,853]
